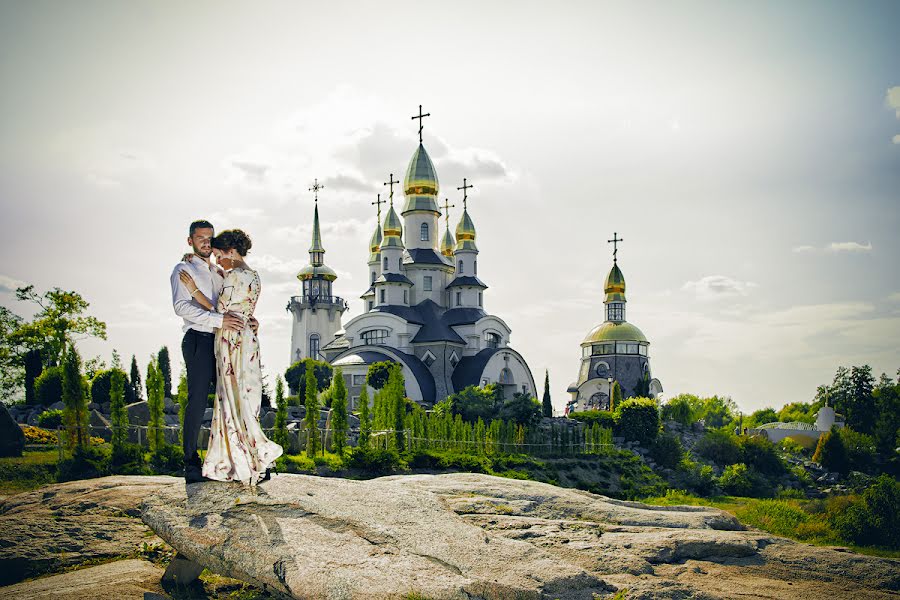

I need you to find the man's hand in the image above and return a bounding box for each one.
[222,312,245,332]
[249,316,259,334]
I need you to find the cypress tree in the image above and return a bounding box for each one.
[176,371,188,443]
[157,346,172,398]
[129,355,142,401]
[61,348,88,449]
[611,380,623,412]
[388,366,406,451]
[358,385,371,450]
[110,368,129,450]
[146,359,165,452]
[273,376,289,451]
[542,369,553,417]
[305,361,319,457]
[331,368,348,456]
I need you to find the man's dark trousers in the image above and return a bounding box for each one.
[182,329,216,462]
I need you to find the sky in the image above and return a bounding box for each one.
[1,1,898,414]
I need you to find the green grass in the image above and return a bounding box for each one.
[0,449,59,495]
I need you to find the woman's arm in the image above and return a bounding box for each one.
[179,270,214,310]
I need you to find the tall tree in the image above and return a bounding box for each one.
[272,376,289,451]
[304,361,319,457]
[387,365,407,451]
[146,359,165,452]
[129,355,142,402]
[176,371,188,444]
[541,369,553,417]
[0,306,25,403]
[11,285,106,368]
[109,368,129,451]
[610,380,623,413]
[157,347,172,399]
[821,365,878,435]
[61,348,88,449]
[331,368,348,456]
[358,385,371,450]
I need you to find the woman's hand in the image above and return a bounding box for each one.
[182,253,194,263]
[179,270,199,294]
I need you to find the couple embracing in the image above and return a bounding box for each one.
[170,220,283,486]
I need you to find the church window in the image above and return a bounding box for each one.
[361,329,388,345]
[456,291,462,306]
[368,301,373,311]
[352,374,366,386]
[478,292,482,306]
[499,367,514,384]
[626,343,639,354]
[486,332,500,349]
[423,276,432,291]
[383,257,388,270]
[308,334,320,359]
[351,396,359,410]
[474,259,477,275]
[403,289,408,304]
[420,223,429,241]
[481,378,489,387]
[595,362,609,378]
[380,289,385,303]
[449,352,459,368]
[639,345,648,356]
[607,303,624,321]
[423,354,435,367]
[615,342,628,354]
[458,260,464,273]
[371,271,376,284]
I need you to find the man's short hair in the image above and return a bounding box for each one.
[189,220,214,236]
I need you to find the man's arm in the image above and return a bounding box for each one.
[170,265,224,329]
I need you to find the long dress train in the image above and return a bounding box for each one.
[202,266,283,486]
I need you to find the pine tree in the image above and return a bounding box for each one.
[130,355,142,401]
[305,361,319,457]
[272,376,289,451]
[157,346,172,398]
[146,359,165,452]
[110,368,129,450]
[330,368,348,456]
[611,380,623,412]
[61,348,88,449]
[385,365,406,451]
[358,385,371,450]
[176,371,188,444]
[542,369,553,417]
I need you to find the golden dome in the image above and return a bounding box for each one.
[297,263,337,282]
[368,223,382,262]
[582,321,647,343]
[440,227,455,257]
[381,205,404,249]
[455,209,477,252]
[604,263,626,303]
[404,143,439,196]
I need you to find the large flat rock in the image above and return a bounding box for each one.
[141,472,900,599]
[0,475,179,585]
[0,558,165,600]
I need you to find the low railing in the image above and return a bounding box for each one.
[288,294,348,310]
[756,421,818,431]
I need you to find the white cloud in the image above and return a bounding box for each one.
[893,134,900,145]
[0,274,27,294]
[792,241,873,254]
[682,275,757,300]
[887,86,900,118]
[791,245,816,253]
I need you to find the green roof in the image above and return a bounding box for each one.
[583,321,647,343]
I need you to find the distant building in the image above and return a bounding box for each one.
[567,240,662,413]
[748,405,844,448]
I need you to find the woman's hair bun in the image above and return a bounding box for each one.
[211,229,252,256]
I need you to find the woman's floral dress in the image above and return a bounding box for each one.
[202,267,282,485]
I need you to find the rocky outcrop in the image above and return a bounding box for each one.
[142,472,900,599]
[0,404,25,457]
[0,475,178,585]
[0,558,165,600]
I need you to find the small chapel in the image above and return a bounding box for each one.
[288,107,536,409]
[566,236,663,414]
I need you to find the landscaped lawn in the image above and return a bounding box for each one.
[0,448,59,495]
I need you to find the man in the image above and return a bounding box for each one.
[170,220,253,483]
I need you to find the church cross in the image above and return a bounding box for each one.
[383,173,400,206]
[411,104,431,143]
[309,179,324,203]
[371,193,385,221]
[608,232,623,262]
[457,178,474,210]
[440,198,455,229]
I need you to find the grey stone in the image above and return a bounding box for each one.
[89,409,110,429]
[260,411,276,429]
[126,401,151,426]
[100,402,111,414]
[161,552,204,586]
[48,401,65,411]
[163,397,177,414]
[0,558,165,600]
[202,408,213,422]
[164,414,180,427]
[0,404,25,457]
[87,402,100,411]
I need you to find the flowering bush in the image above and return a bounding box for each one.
[22,425,58,445]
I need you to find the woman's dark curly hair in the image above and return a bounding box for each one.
[211,229,252,256]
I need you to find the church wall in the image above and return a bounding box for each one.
[403,213,440,251]
[454,249,477,277]
[289,304,343,365]
[580,354,651,399]
[478,349,536,398]
[413,343,461,402]
[406,266,446,305]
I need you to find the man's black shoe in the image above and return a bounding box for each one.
[184,462,209,484]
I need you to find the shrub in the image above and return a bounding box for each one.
[813,427,849,474]
[57,444,111,482]
[498,393,542,426]
[344,446,404,474]
[615,398,660,446]
[737,435,786,477]
[838,427,877,473]
[149,444,184,475]
[33,366,63,406]
[568,410,617,430]
[22,425,58,445]
[650,432,684,469]
[674,456,718,496]
[90,368,135,406]
[37,409,63,430]
[779,437,806,456]
[660,396,694,426]
[365,361,394,390]
[719,462,772,497]
[694,429,742,466]
[831,475,900,549]
[110,442,147,475]
[284,358,332,397]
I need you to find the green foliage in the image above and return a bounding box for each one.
[365,361,394,390]
[777,402,816,425]
[650,432,684,469]
[330,368,349,456]
[813,427,849,474]
[568,409,617,430]
[386,365,407,451]
[747,407,778,428]
[736,435,786,477]
[615,397,660,446]
[344,446,404,474]
[90,368,135,406]
[719,463,771,497]
[634,370,651,398]
[498,392,542,426]
[542,370,552,417]
[819,365,877,435]
[37,409,63,429]
[109,368,129,450]
[285,358,332,397]
[175,371,187,443]
[0,306,25,403]
[149,444,183,475]
[673,457,718,496]
[838,427,877,473]
[778,437,806,456]
[145,358,165,452]
[660,395,694,425]
[830,475,900,550]
[156,347,172,398]
[272,376,289,450]
[110,442,146,474]
[57,444,111,482]
[129,355,142,402]
[610,380,622,412]
[443,385,498,422]
[305,361,320,457]
[694,429,742,466]
[33,366,63,406]
[358,385,371,450]
[61,348,89,449]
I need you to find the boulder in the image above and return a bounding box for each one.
[125,401,150,426]
[0,404,25,457]
[0,558,165,600]
[260,411,276,429]
[49,401,65,411]
[89,409,110,429]
[164,397,177,414]
[100,401,111,414]
[164,414,181,427]
[141,472,900,600]
[202,408,213,422]
[87,402,100,411]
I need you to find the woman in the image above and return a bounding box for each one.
[179,229,283,486]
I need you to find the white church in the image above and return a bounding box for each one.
[288,109,536,409]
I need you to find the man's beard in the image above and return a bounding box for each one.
[193,247,212,258]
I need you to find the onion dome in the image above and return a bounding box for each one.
[440,227,455,257]
[455,209,477,252]
[380,205,404,249]
[582,321,647,343]
[368,222,382,263]
[297,263,337,282]
[604,263,626,303]
[403,144,439,214]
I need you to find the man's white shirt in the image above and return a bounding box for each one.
[170,258,225,333]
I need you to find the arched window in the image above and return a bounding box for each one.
[371,271,376,284]
[499,367,514,384]
[458,260,464,274]
[420,223,429,241]
[361,329,388,345]
[383,257,388,270]
[486,332,500,349]
[474,259,477,275]
[308,334,320,359]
